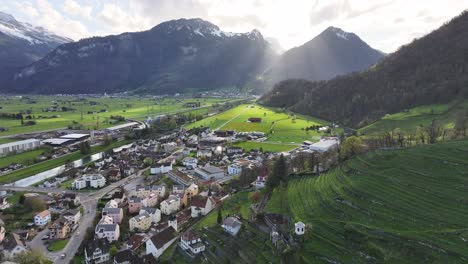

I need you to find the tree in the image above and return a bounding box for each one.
[14,249,49,264]
[340,136,364,161]
[25,197,47,212]
[393,128,406,147]
[217,209,223,224]
[267,154,288,190]
[79,141,91,155]
[455,110,468,137]
[426,119,440,144]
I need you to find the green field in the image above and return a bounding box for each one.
[0,96,231,136]
[359,100,468,135]
[0,140,130,184]
[265,140,468,263]
[186,104,329,150]
[0,148,47,168]
[47,239,69,251]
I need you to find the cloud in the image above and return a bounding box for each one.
[62,0,93,19]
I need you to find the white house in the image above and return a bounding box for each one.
[72,174,106,190]
[104,199,119,208]
[102,208,123,224]
[63,209,81,224]
[139,207,161,224]
[190,196,216,218]
[194,165,224,180]
[227,164,242,175]
[95,223,120,242]
[160,195,181,215]
[182,157,198,169]
[179,229,205,255]
[34,210,51,226]
[222,217,242,236]
[146,227,177,258]
[150,162,173,174]
[84,238,110,264]
[196,148,212,158]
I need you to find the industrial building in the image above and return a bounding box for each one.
[0,139,41,157]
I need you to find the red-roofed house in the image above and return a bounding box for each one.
[190,195,216,218]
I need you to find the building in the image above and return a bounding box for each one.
[113,249,157,264]
[308,137,340,152]
[128,197,143,214]
[142,193,159,207]
[132,185,166,198]
[160,195,181,215]
[106,168,122,182]
[222,217,242,236]
[182,183,199,206]
[196,148,212,158]
[190,195,216,218]
[248,117,262,123]
[125,234,146,251]
[180,229,205,255]
[72,174,106,190]
[213,130,234,137]
[129,212,152,232]
[168,170,195,186]
[0,226,5,244]
[105,199,119,208]
[84,238,111,264]
[95,223,120,242]
[226,146,243,155]
[146,227,177,258]
[0,139,41,157]
[227,163,242,175]
[49,217,72,240]
[172,184,185,194]
[182,157,198,169]
[63,209,81,224]
[102,208,124,224]
[59,133,90,141]
[34,210,51,226]
[2,233,27,260]
[62,193,81,206]
[194,165,224,180]
[42,138,75,147]
[139,207,161,224]
[162,142,177,153]
[150,162,173,174]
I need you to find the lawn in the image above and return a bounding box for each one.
[0,96,232,136]
[47,239,69,251]
[0,148,47,168]
[186,104,329,151]
[265,140,468,263]
[0,140,130,184]
[0,138,19,144]
[358,100,468,135]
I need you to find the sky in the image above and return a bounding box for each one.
[2,0,468,53]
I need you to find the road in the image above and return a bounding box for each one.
[18,168,148,263]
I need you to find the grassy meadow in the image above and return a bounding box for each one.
[0,96,230,136]
[265,140,468,263]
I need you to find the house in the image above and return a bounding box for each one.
[196,148,212,158]
[84,238,111,264]
[190,195,216,218]
[107,168,122,182]
[62,193,81,206]
[168,170,195,186]
[113,249,157,264]
[150,162,173,174]
[254,167,268,189]
[182,148,191,155]
[128,197,143,214]
[63,209,81,224]
[146,227,177,258]
[72,174,106,190]
[160,195,181,215]
[179,229,205,255]
[182,183,199,206]
[172,184,185,194]
[139,207,161,224]
[227,163,242,175]
[125,234,146,250]
[213,130,234,137]
[105,199,119,208]
[2,233,27,260]
[132,185,166,198]
[49,217,72,240]
[102,208,124,224]
[308,137,340,152]
[142,193,158,207]
[222,217,242,236]
[195,165,224,180]
[95,223,120,242]
[248,117,262,123]
[34,210,51,226]
[162,142,177,153]
[182,157,198,169]
[226,146,243,155]
[129,212,152,232]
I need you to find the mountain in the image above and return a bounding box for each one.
[256,26,384,91]
[259,10,468,128]
[0,11,71,70]
[2,18,276,95]
[265,37,284,54]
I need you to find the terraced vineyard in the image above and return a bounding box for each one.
[266,140,468,263]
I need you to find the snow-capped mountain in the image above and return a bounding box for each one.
[0,11,71,70]
[256,26,384,92]
[4,18,276,94]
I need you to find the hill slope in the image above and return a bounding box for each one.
[0,11,71,70]
[266,140,468,263]
[260,11,468,128]
[2,18,276,95]
[257,27,383,91]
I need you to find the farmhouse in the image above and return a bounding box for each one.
[0,139,41,157]
[194,165,224,180]
[222,217,242,236]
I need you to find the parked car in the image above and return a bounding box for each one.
[61,253,67,259]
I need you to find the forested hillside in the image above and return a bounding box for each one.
[259,10,468,128]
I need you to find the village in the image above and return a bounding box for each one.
[0,114,340,263]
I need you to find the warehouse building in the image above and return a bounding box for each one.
[0,139,41,157]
